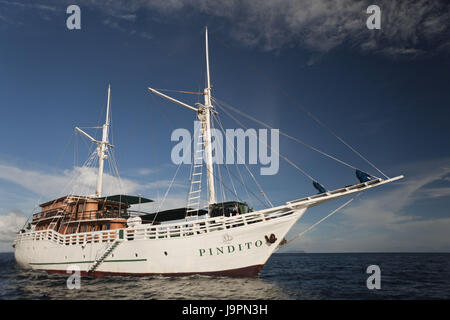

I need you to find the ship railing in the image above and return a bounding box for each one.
[122,207,295,241]
[17,228,120,246]
[16,206,296,244]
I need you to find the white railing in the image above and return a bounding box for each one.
[15,207,296,246]
[123,208,294,241]
[15,228,119,246]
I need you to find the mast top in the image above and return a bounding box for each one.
[205,27,211,93]
[95,85,111,197]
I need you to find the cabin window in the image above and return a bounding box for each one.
[105,224,110,230]
[78,203,85,213]
[80,225,87,232]
[71,226,77,233]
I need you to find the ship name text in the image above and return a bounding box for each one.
[199,240,263,257]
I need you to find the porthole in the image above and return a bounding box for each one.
[164,251,168,256]
[135,253,138,257]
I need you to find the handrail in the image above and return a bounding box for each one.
[16,206,297,245]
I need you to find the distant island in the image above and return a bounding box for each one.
[276,250,306,254]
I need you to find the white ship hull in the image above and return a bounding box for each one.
[14,207,306,277]
[14,176,403,277]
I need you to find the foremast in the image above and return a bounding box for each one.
[75,85,113,197]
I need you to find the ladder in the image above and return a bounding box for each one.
[88,239,121,273]
[186,131,204,217]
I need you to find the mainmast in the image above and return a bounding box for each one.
[202,27,216,205]
[147,27,217,207]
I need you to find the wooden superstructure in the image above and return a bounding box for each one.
[32,196,130,234]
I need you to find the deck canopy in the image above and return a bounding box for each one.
[95,194,153,205]
[210,201,252,218]
[140,207,208,223]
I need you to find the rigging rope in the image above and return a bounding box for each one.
[152,161,184,224]
[282,192,363,248]
[213,97,382,179]
[213,112,270,208]
[294,105,389,179]
[213,114,241,199]
[213,36,389,179]
[214,100,318,183]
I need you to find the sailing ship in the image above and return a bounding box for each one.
[13,29,403,277]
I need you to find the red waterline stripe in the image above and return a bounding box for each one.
[46,264,263,278]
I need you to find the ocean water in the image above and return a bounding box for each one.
[0,252,449,300]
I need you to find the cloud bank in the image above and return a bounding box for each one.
[75,0,450,58]
[3,0,448,58]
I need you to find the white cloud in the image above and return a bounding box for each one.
[0,210,27,241]
[135,168,156,176]
[0,0,57,11]
[418,187,450,199]
[0,160,190,204]
[0,210,27,252]
[341,160,450,228]
[0,163,139,198]
[102,18,153,40]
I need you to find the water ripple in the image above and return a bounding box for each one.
[1,253,449,299]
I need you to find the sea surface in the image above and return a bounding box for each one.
[0,252,449,300]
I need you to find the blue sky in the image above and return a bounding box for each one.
[0,0,449,252]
